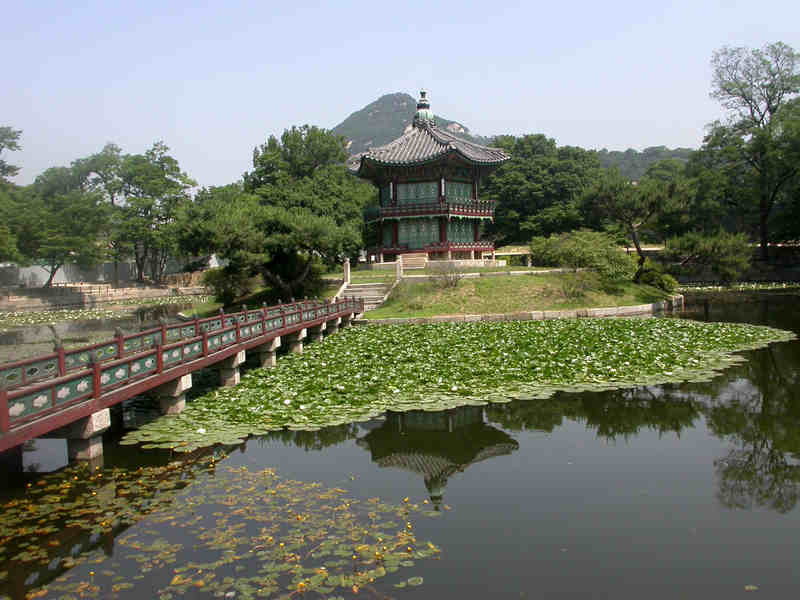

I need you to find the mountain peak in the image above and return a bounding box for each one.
[332,92,485,155]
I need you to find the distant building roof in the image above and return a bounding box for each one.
[348,91,510,176]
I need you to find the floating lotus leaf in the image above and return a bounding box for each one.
[1,458,441,598]
[118,318,795,451]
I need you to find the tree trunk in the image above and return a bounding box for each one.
[630,227,647,282]
[43,265,61,288]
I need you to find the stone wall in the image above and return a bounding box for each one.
[0,284,208,312]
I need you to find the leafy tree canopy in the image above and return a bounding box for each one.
[182,126,373,300]
[0,126,22,184]
[483,134,601,243]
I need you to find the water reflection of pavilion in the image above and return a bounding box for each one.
[357,406,519,508]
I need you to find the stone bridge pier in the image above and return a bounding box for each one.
[45,408,111,463]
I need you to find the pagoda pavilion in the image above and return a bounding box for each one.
[349,91,510,263]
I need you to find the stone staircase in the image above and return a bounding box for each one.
[339,282,392,312]
[399,253,427,269]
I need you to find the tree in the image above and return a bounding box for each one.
[118,142,195,283]
[581,168,688,281]
[663,230,752,284]
[529,230,635,280]
[0,126,22,184]
[483,135,601,243]
[73,143,127,284]
[182,126,372,301]
[704,42,800,259]
[16,168,109,286]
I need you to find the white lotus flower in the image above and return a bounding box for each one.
[9,403,25,417]
[34,394,49,407]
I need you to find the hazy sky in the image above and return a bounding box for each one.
[4,0,799,187]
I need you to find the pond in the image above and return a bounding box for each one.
[1,294,800,599]
[0,304,193,364]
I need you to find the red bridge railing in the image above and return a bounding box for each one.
[0,297,363,436]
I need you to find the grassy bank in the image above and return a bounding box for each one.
[366,272,671,319]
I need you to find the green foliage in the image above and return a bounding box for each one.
[118,142,196,283]
[120,319,794,449]
[596,146,694,181]
[664,230,752,284]
[700,42,800,259]
[639,269,679,293]
[582,167,689,280]
[0,125,22,184]
[201,267,255,305]
[483,135,601,242]
[529,230,636,281]
[184,127,373,300]
[12,167,110,286]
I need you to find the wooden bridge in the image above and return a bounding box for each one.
[0,297,363,457]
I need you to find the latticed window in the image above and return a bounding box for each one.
[446,180,472,201]
[396,182,438,206]
[382,223,393,247]
[398,218,436,249]
[447,219,474,243]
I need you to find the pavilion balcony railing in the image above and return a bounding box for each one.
[364,200,495,222]
[424,240,495,251]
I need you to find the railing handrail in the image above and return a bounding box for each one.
[0,297,363,392]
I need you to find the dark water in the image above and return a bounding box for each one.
[2,295,800,599]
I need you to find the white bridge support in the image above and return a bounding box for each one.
[285,329,307,354]
[154,373,192,415]
[50,409,112,462]
[257,336,281,368]
[220,350,246,386]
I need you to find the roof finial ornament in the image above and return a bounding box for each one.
[413,89,435,127]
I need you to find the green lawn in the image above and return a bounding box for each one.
[366,272,671,319]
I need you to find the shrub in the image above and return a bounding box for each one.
[428,262,463,289]
[639,269,678,293]
[663,230,752,285]
[529,230,636,282]
[202,267,255,305]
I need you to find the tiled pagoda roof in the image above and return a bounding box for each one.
[348,121,510,174]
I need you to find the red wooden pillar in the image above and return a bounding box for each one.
[439,217,447,243]
[474,220,479,242]
[392,221,399,247]
[0,388,9,433]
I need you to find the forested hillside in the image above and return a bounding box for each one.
[597,146,695,180]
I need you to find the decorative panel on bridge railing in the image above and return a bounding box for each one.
[123,331,160,354]
[0,355,59,389]
[8,374,93,424]
[200,318,223,333]
[65,342,120,371]
[160,340,203,368]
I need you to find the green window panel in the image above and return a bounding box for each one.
[447,219,475,243]
[397,182,438,205]
[399,219,438,249]
[446,181,472,201]
[380,185,391,206]
[383,223,393,246]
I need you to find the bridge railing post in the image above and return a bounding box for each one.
[115,327,125,360]
[261,302,268,335]
[235,318,241,343]
[202,331,209,356]
[156,342,164,374]
[0,388,9,433]
[91,355,102,400]
[160,318,168,345]
[56,344,66,378]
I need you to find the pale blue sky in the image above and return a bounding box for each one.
[4,0,798,187]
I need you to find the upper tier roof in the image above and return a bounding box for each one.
[348,91,510,177]
[348,121,509,175]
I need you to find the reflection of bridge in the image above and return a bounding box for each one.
[357,406,519,507]
[0,298,363,457]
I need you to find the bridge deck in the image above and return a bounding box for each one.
[0,298,363,453]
